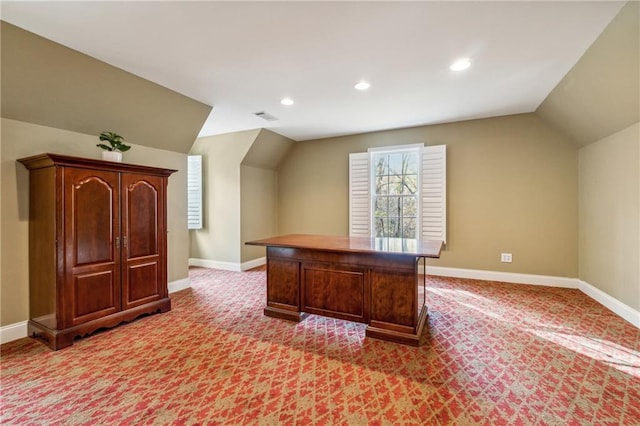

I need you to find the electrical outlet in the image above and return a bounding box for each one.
[501,253,513,263]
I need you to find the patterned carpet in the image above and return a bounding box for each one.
[1,266,639,425]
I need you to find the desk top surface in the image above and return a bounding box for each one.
[245,234,443,258]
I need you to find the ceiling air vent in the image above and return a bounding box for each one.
[253,111,278,122]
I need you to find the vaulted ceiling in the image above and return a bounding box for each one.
[2,1,631,145]
[536,1,639,146]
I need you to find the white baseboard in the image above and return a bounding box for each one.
[188,257,266,272]
[242,257,266,271]
[578,280,640,328]
[168,277,191,294]
[189,258,241,271]
[0,321,28,344]
[426,266,579,288]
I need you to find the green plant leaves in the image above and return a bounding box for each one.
[96,143,114,151]
[97,131,131,153]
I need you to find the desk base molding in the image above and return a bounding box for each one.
[366,305,428,346]
[264,306,309,322]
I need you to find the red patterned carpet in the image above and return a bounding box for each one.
[1,267,639,425]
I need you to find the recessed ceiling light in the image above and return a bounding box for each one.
[354,80,371,91]
[450,58,471,71]
[280,97,294,106]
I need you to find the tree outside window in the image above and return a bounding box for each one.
[372,149,419,238]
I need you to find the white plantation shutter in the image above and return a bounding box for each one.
[349,152,370,236]
[421,145,446,243]
[348,145,446,243]
[187,155,203,230]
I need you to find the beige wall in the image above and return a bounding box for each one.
[579,122,639,310]
[240,166,277,262]
[189,130,258,264]
[240,129,294,263]
[190,129,293,266]
[277,113,579,277]
[0,118,190,326]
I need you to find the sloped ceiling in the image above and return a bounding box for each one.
[2,1,637,150]
[1,1,625,142]
[241,129,295,170]
[536,1,639,146]
[1,22,212,154]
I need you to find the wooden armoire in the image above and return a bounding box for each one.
[18,153,176,350]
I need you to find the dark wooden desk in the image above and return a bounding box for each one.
[245,234,443,346]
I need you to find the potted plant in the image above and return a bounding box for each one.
[96,131,131,162]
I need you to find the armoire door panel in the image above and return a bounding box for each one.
[73,270,119,320]
[125,262,160,307]
[63,167,121,328]
[68,173,118,266]
[124,178,159,259]
[121,173,167,310]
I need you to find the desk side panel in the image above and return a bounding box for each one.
[370,269,418,331]
[266,257,300,311]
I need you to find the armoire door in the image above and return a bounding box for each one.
[63,167,121,327]
[121,173,167,310]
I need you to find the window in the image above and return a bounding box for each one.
[372,147,419,238]
[187,155,203,230]
[349,144,446,242]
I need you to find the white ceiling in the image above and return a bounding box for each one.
[1,1,626,142]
